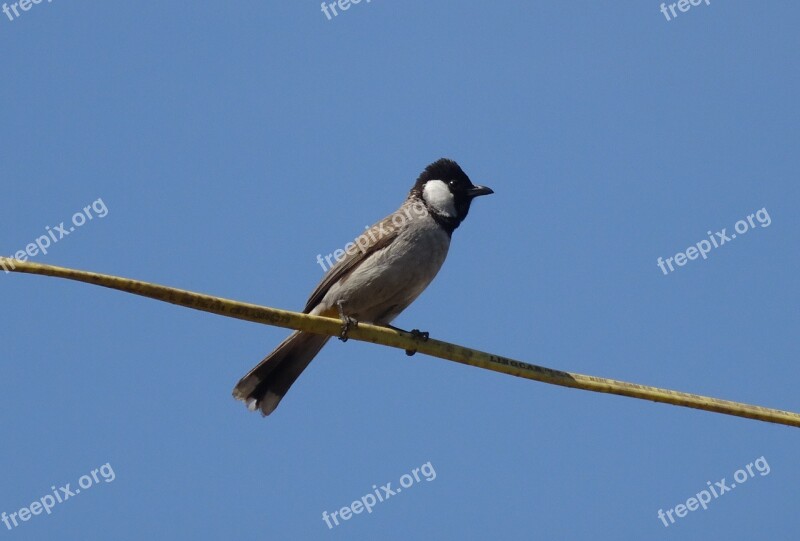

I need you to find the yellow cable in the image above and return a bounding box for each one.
[3,257,798,428]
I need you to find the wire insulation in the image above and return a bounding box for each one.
[3,257,798,428]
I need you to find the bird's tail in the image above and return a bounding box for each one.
[233,331,330,416]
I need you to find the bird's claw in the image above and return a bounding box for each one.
[336,301,359,342]
[339,316,358,342]
[405,328,429,356]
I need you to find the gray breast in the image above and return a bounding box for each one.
[321,217,451,323]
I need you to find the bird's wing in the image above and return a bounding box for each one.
[304,211,402,313]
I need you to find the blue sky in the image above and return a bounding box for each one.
[1,1,798,539]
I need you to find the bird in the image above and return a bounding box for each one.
[232,158,493,416]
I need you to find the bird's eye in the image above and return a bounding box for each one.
[448,180,456,186]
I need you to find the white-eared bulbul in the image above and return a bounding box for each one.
[233,158,493,415]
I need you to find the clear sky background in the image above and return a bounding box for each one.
[1,1,798,539]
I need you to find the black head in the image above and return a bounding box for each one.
[410,158,493,233]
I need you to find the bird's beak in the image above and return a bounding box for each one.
[467,185,494,198]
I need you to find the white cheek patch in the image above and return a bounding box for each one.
[422,180,456,217]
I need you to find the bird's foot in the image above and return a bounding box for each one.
[405,329,429,356]
[337,301,358,342]
[408,328,429,341]
[339,316,358,342]
[385,325,430,356]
